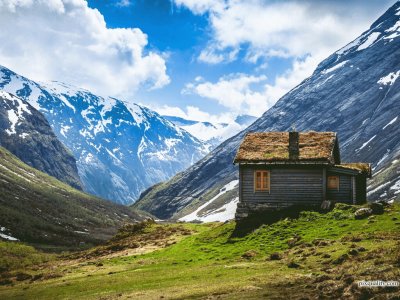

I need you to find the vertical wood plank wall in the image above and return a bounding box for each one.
[239,167,243,203]
[326,172,352,203]
[240,166,323,207]
[322,168,327,201]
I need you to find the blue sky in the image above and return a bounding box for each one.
[0,0,397,123]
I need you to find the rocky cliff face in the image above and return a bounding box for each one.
[134,2,400,220]
[0,68,208,205]
[0,91,82,189]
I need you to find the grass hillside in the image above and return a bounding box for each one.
[0,202,399,299]
[0,146,143,250]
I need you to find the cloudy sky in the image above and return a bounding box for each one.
[0,0,396,123]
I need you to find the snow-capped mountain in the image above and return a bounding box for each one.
[0,66,208,205]
[163,114,257,149]
[0,91,82,189]
[134,2,400,220]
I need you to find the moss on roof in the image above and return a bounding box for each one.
[234,131,337,164]
[335,163,372,177]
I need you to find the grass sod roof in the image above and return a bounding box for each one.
[234,131,337,164]
[334,163,372,178]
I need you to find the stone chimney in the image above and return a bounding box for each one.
[289,131,299,160]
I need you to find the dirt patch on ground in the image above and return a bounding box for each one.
[66,220,194,261]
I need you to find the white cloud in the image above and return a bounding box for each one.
[182,73,269,116]
[174,0,226,15]
[182,55,321,117]
[198,46,239,64]
[152,104,248,142]
[0,0,169,98]
[175,0,389,64]
[174,0,393,116]
[154,105,232,123]
[115,0,132,8]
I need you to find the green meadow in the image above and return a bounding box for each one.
[1,203,399,299]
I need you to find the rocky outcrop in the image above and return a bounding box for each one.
[0,91,82,189]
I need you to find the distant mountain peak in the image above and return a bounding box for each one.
[163,114,257,150]
[0,65,208,205]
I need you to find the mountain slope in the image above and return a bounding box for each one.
[164,114,257,149]
[0,146,143,248]
[0,91,82,189]
[134,2,400,220]
[0,68,208,204]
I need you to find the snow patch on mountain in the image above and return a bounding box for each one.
[376,150,390,167]
[0,227,18,241]
[383,116,398,129]
[357,32,381,50]
[196,197,239,223]
[390,179,400,194]
[337,38,360,54]
[179,180,239,222]
[377,70,400,85]
[0,90,32,135]
[358,135,376,151]
[322,60,348,74]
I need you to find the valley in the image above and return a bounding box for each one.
[0,202,399,299]
[0,1,399,299]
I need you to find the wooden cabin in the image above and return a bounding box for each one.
[233,131,372,219]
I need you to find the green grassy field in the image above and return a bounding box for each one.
[0,203,399,299]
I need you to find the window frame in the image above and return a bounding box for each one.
[254,170,270,192]
[327,175,340,190]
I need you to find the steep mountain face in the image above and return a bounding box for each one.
[0,91,82,189]
[0,146,143,247]
[0,67,208,205]
[134,2,400,220]
[163,114,257,149]
[234,115,257,126]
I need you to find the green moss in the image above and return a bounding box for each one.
[0,242,53,272]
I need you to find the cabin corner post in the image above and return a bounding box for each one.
[322,168,326,201]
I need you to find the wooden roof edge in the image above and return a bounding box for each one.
[333,163,372,178]
[329,133,340,164]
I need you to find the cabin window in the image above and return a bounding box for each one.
[254,170,270,191]
[327,176,339,190]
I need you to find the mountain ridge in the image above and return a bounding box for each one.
[0,67,208,205]
[163,114,257,150]
[0,90,82,189]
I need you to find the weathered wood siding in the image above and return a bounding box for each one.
[326,172,352,203]
[240,166,323,207]
[356,175,367,204]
